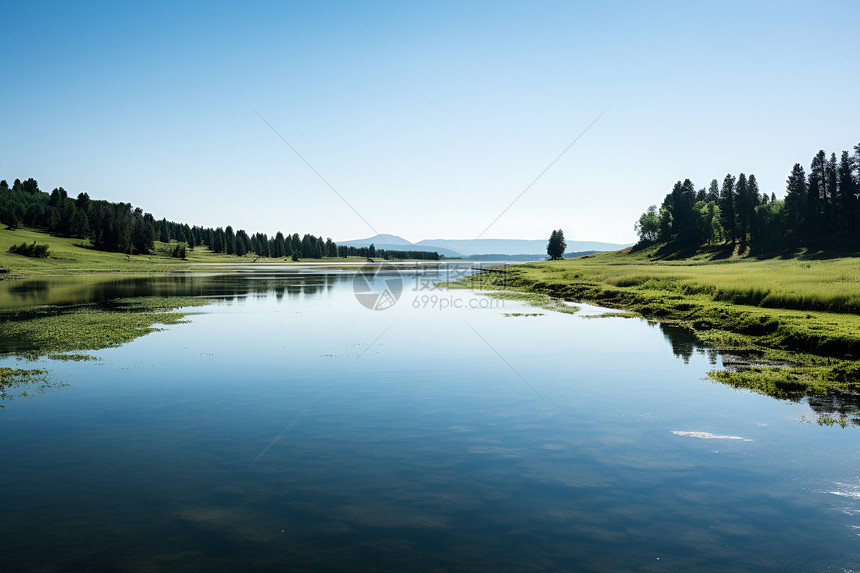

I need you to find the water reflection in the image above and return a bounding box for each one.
[652,321,860,427]
[0,264,459,309]
[654,322,704,364]
[808,390,860,427]
[1,267,858,571]
[0,270,350,308]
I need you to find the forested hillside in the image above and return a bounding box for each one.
[635,144,860,247]
[0,178,439,260]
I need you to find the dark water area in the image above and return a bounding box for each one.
[1,265,858,571]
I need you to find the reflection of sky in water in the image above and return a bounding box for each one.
[0,267,858,571]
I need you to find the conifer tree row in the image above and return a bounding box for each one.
[635,144,860,245]
[0,178,440,260]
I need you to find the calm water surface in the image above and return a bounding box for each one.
[1,266,858,572]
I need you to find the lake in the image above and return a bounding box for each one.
[1,264,858,571]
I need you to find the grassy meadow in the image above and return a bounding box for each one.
[0,227,368,277]
[535,244,860,314]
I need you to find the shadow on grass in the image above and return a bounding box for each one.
[639,235,860,262]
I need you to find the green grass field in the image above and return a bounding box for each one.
[547,243,860,314]
[0,227,370,276]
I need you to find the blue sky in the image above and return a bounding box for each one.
[2,0,858,243]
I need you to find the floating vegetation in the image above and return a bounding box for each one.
[0,296,208,360]
[709,368,827,399]
[581,312,639,319]
[46,353,100,362]
[0,366,65,408]
[710,368,860,427]
[800,414,852,429]
[503,312,544,317]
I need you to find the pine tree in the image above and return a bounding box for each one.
[547,230,558,259]
[825,152,838,232]
[225,225,236,255]
[291,233,301,257]
[807,150,826,234]
[785,163,807,234]
[546,229,566,260]
[735,174,750,242]
[746,174,761,241]
[707,179,720,203]
[213,227,225,253]
[838,150,857,235]
[256,233,269,257]
[274,232,286,258]
[718,174,736,243]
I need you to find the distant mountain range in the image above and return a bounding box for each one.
[336,234,632,258]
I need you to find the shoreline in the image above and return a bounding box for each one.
[442,258,860,415]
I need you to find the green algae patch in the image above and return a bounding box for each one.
[709,367,830,400]
[581,312,640,319]
[46,353,100,362]
[710,365,860,427]
[0,296,209,360]
[0,367,65,408]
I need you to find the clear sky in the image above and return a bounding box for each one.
[2,0,858,244]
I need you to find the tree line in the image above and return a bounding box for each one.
[0,178,440,261]
[635,144,860,246]
[336,244,440,260]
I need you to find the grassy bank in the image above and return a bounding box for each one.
[0,227,371,277]
[444,245,860,422]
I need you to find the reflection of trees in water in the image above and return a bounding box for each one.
[807,391,860,427]
[651,322,860,427]
[651,322,719,365]
[0,272,353,307]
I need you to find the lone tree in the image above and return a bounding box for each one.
[546,229,566,260]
